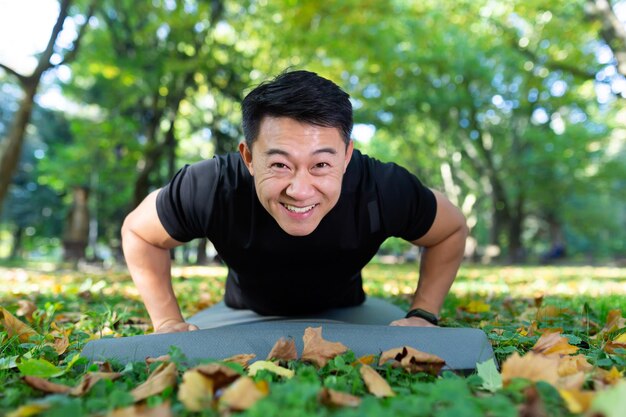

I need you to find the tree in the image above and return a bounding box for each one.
[0,0,95,214]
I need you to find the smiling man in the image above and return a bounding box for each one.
[121,69,468,334]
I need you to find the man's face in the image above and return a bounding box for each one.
[239,116,354,236]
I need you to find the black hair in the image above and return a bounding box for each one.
[241,69,353,148]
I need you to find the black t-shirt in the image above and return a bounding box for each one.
[156,149,436,315]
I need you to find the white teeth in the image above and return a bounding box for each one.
[283,203,315,213]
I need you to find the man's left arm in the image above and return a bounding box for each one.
[390,189,468,327]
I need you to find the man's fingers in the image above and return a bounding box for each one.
[389,317,437,327]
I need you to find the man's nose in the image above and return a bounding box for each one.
[286,170,315,199]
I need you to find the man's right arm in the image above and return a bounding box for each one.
[121,189,198,333]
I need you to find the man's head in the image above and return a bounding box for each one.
[241,69,353,149]
[239,70,354,237]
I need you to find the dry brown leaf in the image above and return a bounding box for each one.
[52,335,70,355]
[600,309,626,334]
[95,361,115,373]
[532,332,579,356]
[0,307,38,342]
[23,376,71,394]
[360,364,395,398]
[536,306,573,322]
[193,362,241,391]
[593,366,623,389]
[301,327,348,368]
[145,355,171,365]
[23,372,121,396]
[16,300,37,321]
[518,385,547,417]
[219,376,266,411]
[70,372,122,396]
[378,346,446,375]
[501,352,560,386]
[318,387,361,408]
[603,332,626,354]
[131,362,178,402]
[108,401,173,417]
[223,353,256,368]
[267,337,298,361]
[177,370,215,412]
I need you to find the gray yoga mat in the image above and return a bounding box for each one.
[82,321,495,373]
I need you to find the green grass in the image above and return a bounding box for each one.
[1,263,626,416]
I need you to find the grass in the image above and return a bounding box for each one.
[1,262,626,416]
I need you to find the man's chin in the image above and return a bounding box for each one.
[278,220,320,237]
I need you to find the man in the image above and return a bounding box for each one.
[121,69,468,334]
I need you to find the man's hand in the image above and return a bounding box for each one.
[154,319,199,334]
[389,316,438,327]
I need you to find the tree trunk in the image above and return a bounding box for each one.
[62,186,90,263]
[507,194,526,264]
[9,225,24,260]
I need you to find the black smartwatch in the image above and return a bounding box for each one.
[405,308,439,325]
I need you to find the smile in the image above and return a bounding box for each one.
[282,203,317,213]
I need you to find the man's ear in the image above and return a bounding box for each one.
[238,142,254,175]
[343,140,354,173]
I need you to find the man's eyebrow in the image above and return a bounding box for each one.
[265,147,337,156]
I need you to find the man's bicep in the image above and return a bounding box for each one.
[123,189,183,249]
[411,190,466,248]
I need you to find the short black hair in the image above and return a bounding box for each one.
[241,69,353,148]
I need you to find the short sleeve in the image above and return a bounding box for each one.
[375,161,437,241]
[156,159,218,242]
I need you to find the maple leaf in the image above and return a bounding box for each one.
[131,362,178,402]
[359,364,395,398]
[0,307,38,342]
[266,337,298,361]
[378,346,446,375]
[501,352,560,386]
[219,376,267,411]
[532,331,578,356]
[301,327,348,368]
[318,387,362,408]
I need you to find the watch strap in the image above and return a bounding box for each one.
[405,308,439,325]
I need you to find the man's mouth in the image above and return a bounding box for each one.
[282,203,317,213]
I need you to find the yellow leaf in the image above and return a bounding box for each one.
[248,360,294,379]
[615,333,626,343]
[177,370,214,412]
[465,300,491,313]
[6,403,50,417]
[360,364,395,398]
[559,389,595,414]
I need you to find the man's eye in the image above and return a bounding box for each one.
[272,162,287,169]
[315,162,330,168]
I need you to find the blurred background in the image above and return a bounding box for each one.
[0,0,624,269]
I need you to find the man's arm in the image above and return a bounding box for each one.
[390,189,468,327]
[121,189,199,333]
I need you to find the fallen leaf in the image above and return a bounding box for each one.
[536,306,573,322]
[378,346,446,375]
[476,358,502,392]
[108,401,173,417]
[360,364,395,398]
[604,332,626,354]
[559,389,595,414]
[178,370,215,412]
[557,354,593,377]
[1,307,38,342]
[593,366,623,389]
[248,360,294,379]
[301,327,348,368]
[464,300,491,313]
[70,372,122,396]
[23,376,71,394]
[145,355,171,365]
[600,309,626,334]
[223,354,256,368]
[352,354,376,366]
[16,300,37,321]
[318,387,361,407]
[131,362,178,402]
[193,362,241,391]
[532,332,578,356]
[266,337,298,361]
[219,376,266,411]
[501,352,560,386]
[6,403,50,417]
[518,385,547,417]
